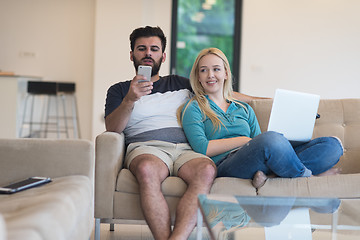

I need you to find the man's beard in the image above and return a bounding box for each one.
[133,56,163,77]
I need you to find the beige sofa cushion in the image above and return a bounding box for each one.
[258,174,360,198]
[210,177,257,196]
[0,176,92,240]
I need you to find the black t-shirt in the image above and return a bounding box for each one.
[105,75,192,145]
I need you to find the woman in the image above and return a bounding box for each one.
[179,47,343,188]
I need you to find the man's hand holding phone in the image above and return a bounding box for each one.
[136,65,153,95]
[126,66,153,102]
[138,65,152,83]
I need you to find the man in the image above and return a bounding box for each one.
[105,26,255,240]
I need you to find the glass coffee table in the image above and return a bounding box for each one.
[197,194,360,240]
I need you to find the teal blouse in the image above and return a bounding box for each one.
[181,96,261,163]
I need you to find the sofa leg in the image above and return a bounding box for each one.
[95,218,100,240]
[110,223,115,231]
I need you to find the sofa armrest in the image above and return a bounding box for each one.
[0,214,5,240]
[95,131,126,218]
[0,138,94,185]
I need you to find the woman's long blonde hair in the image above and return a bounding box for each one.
[178,48,246,131]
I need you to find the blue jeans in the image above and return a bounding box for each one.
[216,131,343,179]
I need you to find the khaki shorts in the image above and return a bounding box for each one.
[125,140,211,176]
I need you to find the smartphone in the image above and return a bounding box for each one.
[0,177,52,194]
[137,65,152,83]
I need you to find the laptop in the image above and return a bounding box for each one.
[267,89,320,143]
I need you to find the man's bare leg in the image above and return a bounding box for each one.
[130,154,171,240]
[169,158,216,240]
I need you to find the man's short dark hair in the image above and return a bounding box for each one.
[130,26,167,53]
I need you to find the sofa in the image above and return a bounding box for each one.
[0,215,5,240]
[94,98,360,239]
[0,138,94,240]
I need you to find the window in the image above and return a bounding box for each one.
[171,0,242,90]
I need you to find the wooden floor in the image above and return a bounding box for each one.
[89,223,211,240]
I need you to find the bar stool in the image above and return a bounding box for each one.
[19,81,81,138]
[57,82,81,138]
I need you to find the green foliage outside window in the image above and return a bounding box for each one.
[175,0,235,78]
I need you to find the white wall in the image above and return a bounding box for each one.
[92,0,172,139]
[240,0,360,99]
[0,0,95,140]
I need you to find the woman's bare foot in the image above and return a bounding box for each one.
[316,167,342,177]
[252,171,268,188]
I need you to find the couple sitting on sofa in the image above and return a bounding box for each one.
[105,26,343,240]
